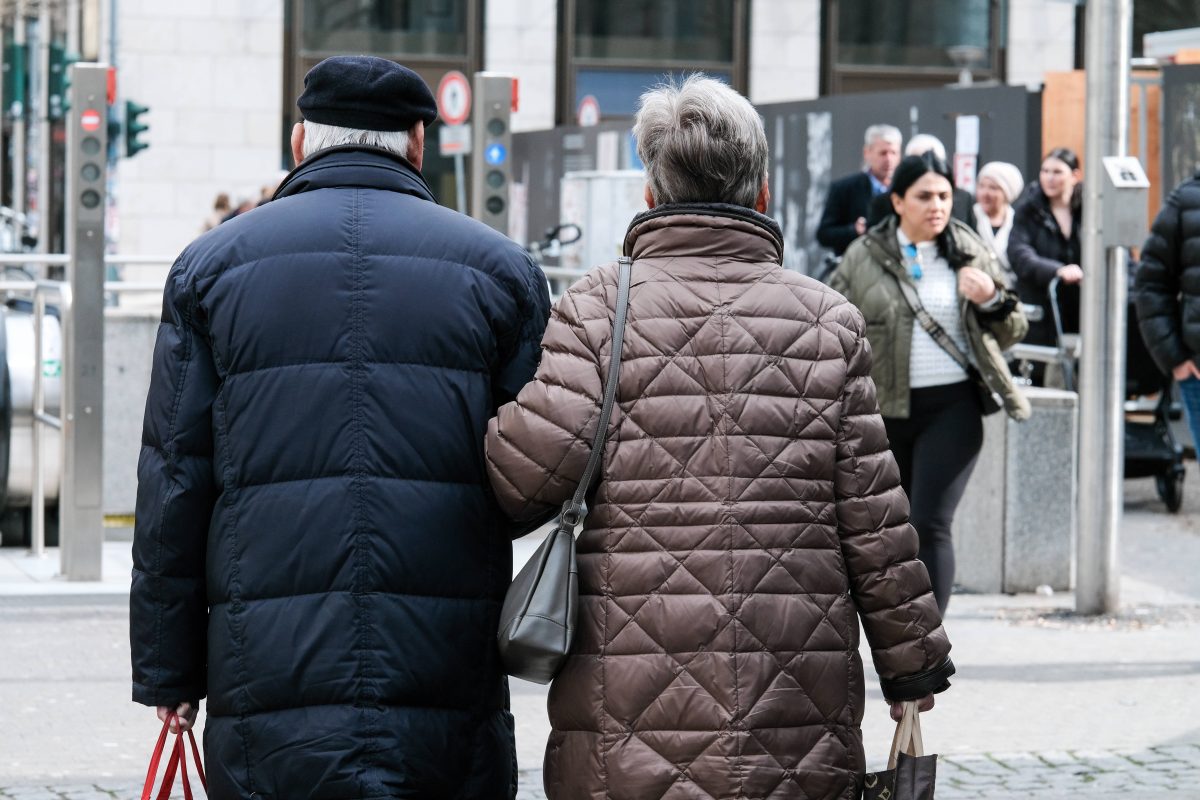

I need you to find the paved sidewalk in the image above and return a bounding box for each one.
[1,477,1197,798]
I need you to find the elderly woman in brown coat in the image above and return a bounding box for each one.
[486,75,954,800]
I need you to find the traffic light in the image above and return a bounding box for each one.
[48,44,79,120]
[124,99,149,157]
[470,73,513,235]
[3,36,26,117]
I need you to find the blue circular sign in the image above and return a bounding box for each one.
[485,143,507,166]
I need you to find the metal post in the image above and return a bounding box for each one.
[1077,0,1132,615]
[36,1,50,255]
[67,0,82,55]
[13,0,27,239]
[30,288,46,557]
[454,152,467,215]
[61,63,107,581]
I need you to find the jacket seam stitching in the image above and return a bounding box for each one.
[151,274,193,710]
[203,303,258,796]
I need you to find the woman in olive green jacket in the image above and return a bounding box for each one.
[831,153,1028,613]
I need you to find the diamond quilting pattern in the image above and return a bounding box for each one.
[486,211,952,799]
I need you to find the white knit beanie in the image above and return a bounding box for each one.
[978,161,1024,204]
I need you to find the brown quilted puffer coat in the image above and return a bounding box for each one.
[486,204,954,800]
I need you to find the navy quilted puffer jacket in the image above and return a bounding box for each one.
[130,146,550,799]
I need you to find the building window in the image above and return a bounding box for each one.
[822,0,1005,94]
[301,0,469,57]
[558,0,749,124]
[284,0,484,210]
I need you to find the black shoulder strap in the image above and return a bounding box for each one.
[561,256,632,521]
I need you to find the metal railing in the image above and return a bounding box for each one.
[0,254,171,559]
[31,279,69,558]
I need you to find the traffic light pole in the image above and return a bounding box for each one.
[1076,0,1132,615]
[470,72,513,235]
[36,0,50,254]
[60,62,107,581]
[13,0,27,238]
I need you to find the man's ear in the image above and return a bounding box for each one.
[290,122,305,167]
[755,180,770,214]
[407,122,426,171]
[644,185,656,209]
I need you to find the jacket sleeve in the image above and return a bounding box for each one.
[831,305,954,700]
[1008,207,1064,289]
[492,253,553,408]
[972,248,1028,349]
[130,263,219,708]
[486,276,609,522]
[817,180,859,253]
[1135,192,1189,374]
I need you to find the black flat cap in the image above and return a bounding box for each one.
[298,56,438,132]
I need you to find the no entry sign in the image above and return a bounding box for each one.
[80,108,102,132]
[437,71,472,126]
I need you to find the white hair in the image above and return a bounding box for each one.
[905,133,947,161]
[302,120,411,160]
[633,75,768,208]
[864,124,902,149]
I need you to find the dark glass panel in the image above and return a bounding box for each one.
[574,0,734,62]
[303,0,468,57]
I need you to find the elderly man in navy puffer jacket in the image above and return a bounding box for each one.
[130,56,550,799]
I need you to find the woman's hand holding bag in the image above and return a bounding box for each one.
[863,701,938,800]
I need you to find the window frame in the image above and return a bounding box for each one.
[820,0,1006,95]
[555,0,750,125]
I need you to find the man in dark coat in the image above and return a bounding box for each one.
[1136,169,1200,447]
[816,123,901,256]
[864,133,978,230]
[130,56,550,799]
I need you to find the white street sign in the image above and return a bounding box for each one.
[439,123,473,156]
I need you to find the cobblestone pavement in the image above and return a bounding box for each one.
[5,744,1200,799]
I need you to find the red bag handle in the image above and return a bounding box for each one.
[141,713,208,800]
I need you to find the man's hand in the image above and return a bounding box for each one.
[1173,359,1200,382]
[889,694,935,721]
[958,266,997,305]
[1056,264,1084,284]
[157,702,198,733]
[854,216,867,235]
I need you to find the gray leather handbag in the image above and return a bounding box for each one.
[497,256,632,684]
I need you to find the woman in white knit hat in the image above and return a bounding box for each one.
[973,161,1024,288]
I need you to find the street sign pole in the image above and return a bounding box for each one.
[436,71,472,215]
[1077,0,1132,615]
[61,62,107,581]
[454,153,467,215]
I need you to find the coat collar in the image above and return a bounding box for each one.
[272,145,436,203]
[622,203,784,264]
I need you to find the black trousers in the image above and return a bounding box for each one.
[883,381,984,614]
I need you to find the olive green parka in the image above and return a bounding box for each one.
[831,216,1030,420]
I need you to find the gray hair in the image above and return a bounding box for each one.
[633,74,768,208]
[905,133,947,161]
[864,124,902,149]
[302,120,411,160]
